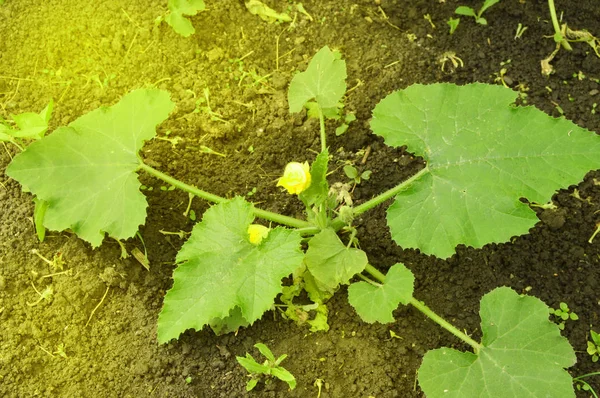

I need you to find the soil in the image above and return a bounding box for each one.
[1,0,600,397]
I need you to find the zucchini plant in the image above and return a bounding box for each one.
[7,46,600,397]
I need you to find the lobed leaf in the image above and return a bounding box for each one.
[371,83,600,258]
[418,287,576,398]
[157,197,303,343]
[304,228,368,291]
[166,0,205,37]
[288,46,347,114]
[6,89,174,247]
[348,263,414,323]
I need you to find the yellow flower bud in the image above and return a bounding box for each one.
[247,224,270,245]
[277,161,311,195]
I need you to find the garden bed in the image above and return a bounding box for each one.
[1,0,599,397]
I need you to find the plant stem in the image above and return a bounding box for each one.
[353,167,429,216]
[547,0,572,50]
[364,264,386,282]
[363,263,482,353]
[138,162,313,229]
[318,105,326,152]
[409,298,482,353]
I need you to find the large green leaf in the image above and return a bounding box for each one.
[419,287,576,397]
[157,197,303,343]
[348,263,414,323]
[288,46,347,113]
[304,228,368,291]
[6,89,174,247]
[371,83,600,258]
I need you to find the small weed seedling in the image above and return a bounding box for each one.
[587,330,600,362]
[236,343,296,391]
[27,282,53,307]
[514,23,528,39]
[343,164,371,187]
[157,0,205,38]
[438,51,464,72]
[550,302,579,330]
[574,372,600,396]
[447,17,460,34]
[455,0,501,26]
[8,46,600,397]
[0,100,53,151]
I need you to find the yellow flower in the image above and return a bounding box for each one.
[277,161,311,195]
[247,224,270,245]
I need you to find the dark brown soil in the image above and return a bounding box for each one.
[1,0,599,397]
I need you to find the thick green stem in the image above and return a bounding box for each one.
[353,167,429,216]
[364,264,386,282]
[548,0,572,50]
[318,105,326,152]
[138,162,313,229]
[363,263,482,353]
[409,298,481,353]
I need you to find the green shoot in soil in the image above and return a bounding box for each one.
[550,302,579,330]
[588,330,600,362]
[574,372,600,397]
[447,17,459,34]
[236,343,296,391]
[8,46,600,397]
[343,164,371,187]
[163,0,205,37]
[0,99,53,150]
[455,0,501,26]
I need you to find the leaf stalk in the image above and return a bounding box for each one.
[352,167,429,216]
[138,162,313,229]
[409,298,482,353]
[363,263,481,353]
[318,105,326,152]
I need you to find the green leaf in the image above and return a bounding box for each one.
[255,343,275,362]
[6,89,174,247]
[299,149,329,208]
[8,99,53,140]
[371,83,600,258]
[165,0,205,37]
[288,46,347,114]
[591,330,600,345]
[304,228,368,291]
[271,367,297,389]
[246,379,258,391]
[479,0,501,16]
[237,354,270,374]
[33,197,48,242]
[418,287,576,398]
[157,197,303,343]
[343,165,358,179]
[455,6,476,17]
[208,306,249,335]
[165,12,195,37]
[348,263,414,323]
[335,123,349,136]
